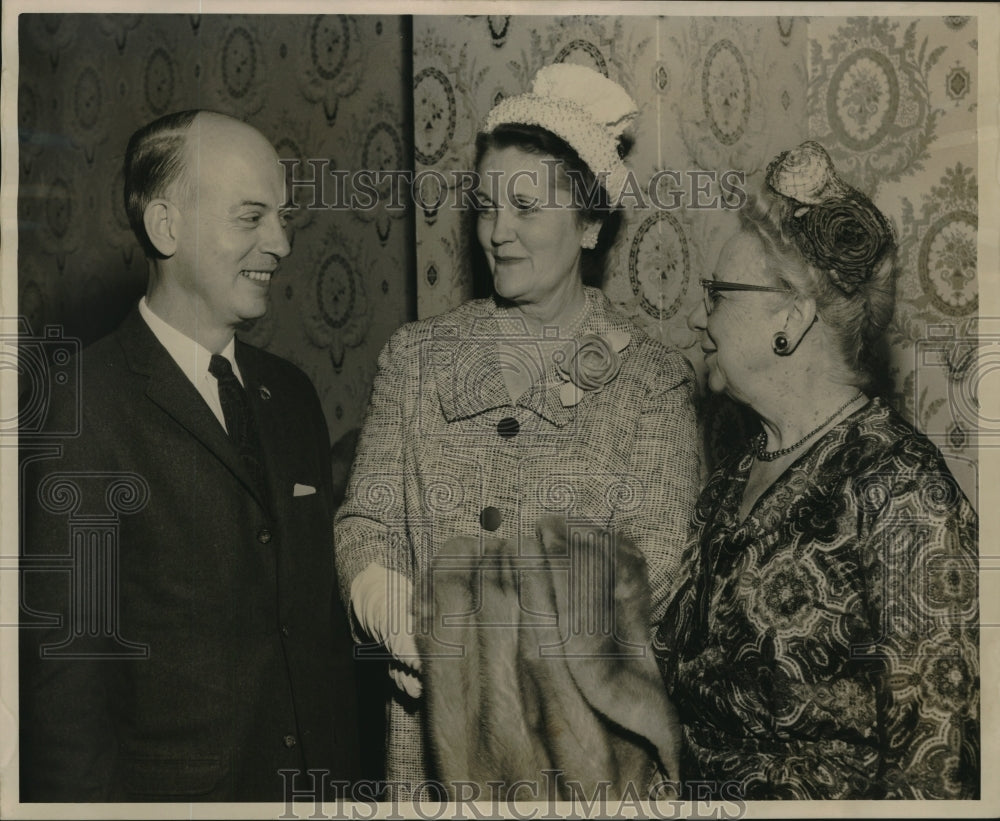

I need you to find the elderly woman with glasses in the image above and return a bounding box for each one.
[652,142,979,800]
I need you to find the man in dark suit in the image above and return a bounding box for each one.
[20,110,359,801]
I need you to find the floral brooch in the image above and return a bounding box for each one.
[554,330,630,407]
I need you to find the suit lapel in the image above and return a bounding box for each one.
[118,310,269,511]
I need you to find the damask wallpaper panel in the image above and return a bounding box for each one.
[411,16,808,325]
[411,13,980,504]
[806,14,980,503]
[17,13,414,448]
[13,10,985,502]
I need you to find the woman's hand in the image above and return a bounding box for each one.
[350,563,423,698]
[388,656,422,699]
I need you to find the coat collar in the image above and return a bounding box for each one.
[434,288,635,428]
[117,308,270,511]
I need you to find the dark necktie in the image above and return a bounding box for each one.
[208,354,268,499]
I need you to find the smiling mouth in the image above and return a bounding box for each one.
[240,270,273,282]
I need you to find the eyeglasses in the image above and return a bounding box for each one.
[700,278,793,315]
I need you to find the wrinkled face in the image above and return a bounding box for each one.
[687,230,791,403]
[475,146,594,313]
[170,115,291,334]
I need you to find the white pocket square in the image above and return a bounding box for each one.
[293,483,317,497]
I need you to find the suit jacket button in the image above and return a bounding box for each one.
[497,416,519,438]
[283,734,297,748]
[479,506,502,531]
[281,625,290,637]
[257,528,272,544]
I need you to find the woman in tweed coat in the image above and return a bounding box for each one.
[335,64,701,794]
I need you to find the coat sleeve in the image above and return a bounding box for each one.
[857,449,979,799]
[612,347,703,630]
[334,325,415,621]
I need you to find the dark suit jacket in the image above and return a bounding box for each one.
[20,308,360,801]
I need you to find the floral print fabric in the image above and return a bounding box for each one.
[653,398,979,800]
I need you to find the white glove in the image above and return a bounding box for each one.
[350,563,423,698]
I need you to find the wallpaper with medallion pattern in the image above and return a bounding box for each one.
[412,14,979,504]
[18,13,979,505]
[17,13,414,452]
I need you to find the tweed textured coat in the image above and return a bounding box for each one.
[335,287,701,789]
[20,308,360,801]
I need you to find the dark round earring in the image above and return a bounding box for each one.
[773,332,790,354]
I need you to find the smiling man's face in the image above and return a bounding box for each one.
[168,113,291,336]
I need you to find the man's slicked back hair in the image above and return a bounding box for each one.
[123,109,201,259]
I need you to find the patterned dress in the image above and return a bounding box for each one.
[653,397,979,800]
[335,287,702,791]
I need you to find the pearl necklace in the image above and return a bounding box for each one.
[754,392,864,462]
[557,290,591,338]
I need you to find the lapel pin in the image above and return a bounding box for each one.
[258,385,271,400]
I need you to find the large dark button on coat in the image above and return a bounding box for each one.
[257,528,272,544]
[480,506,503,531]
[497,416,520,438]
[283,734,297,748]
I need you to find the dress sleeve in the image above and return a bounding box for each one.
[857,449,979,799]
[334,325,414,613]
[614,349,703,630]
